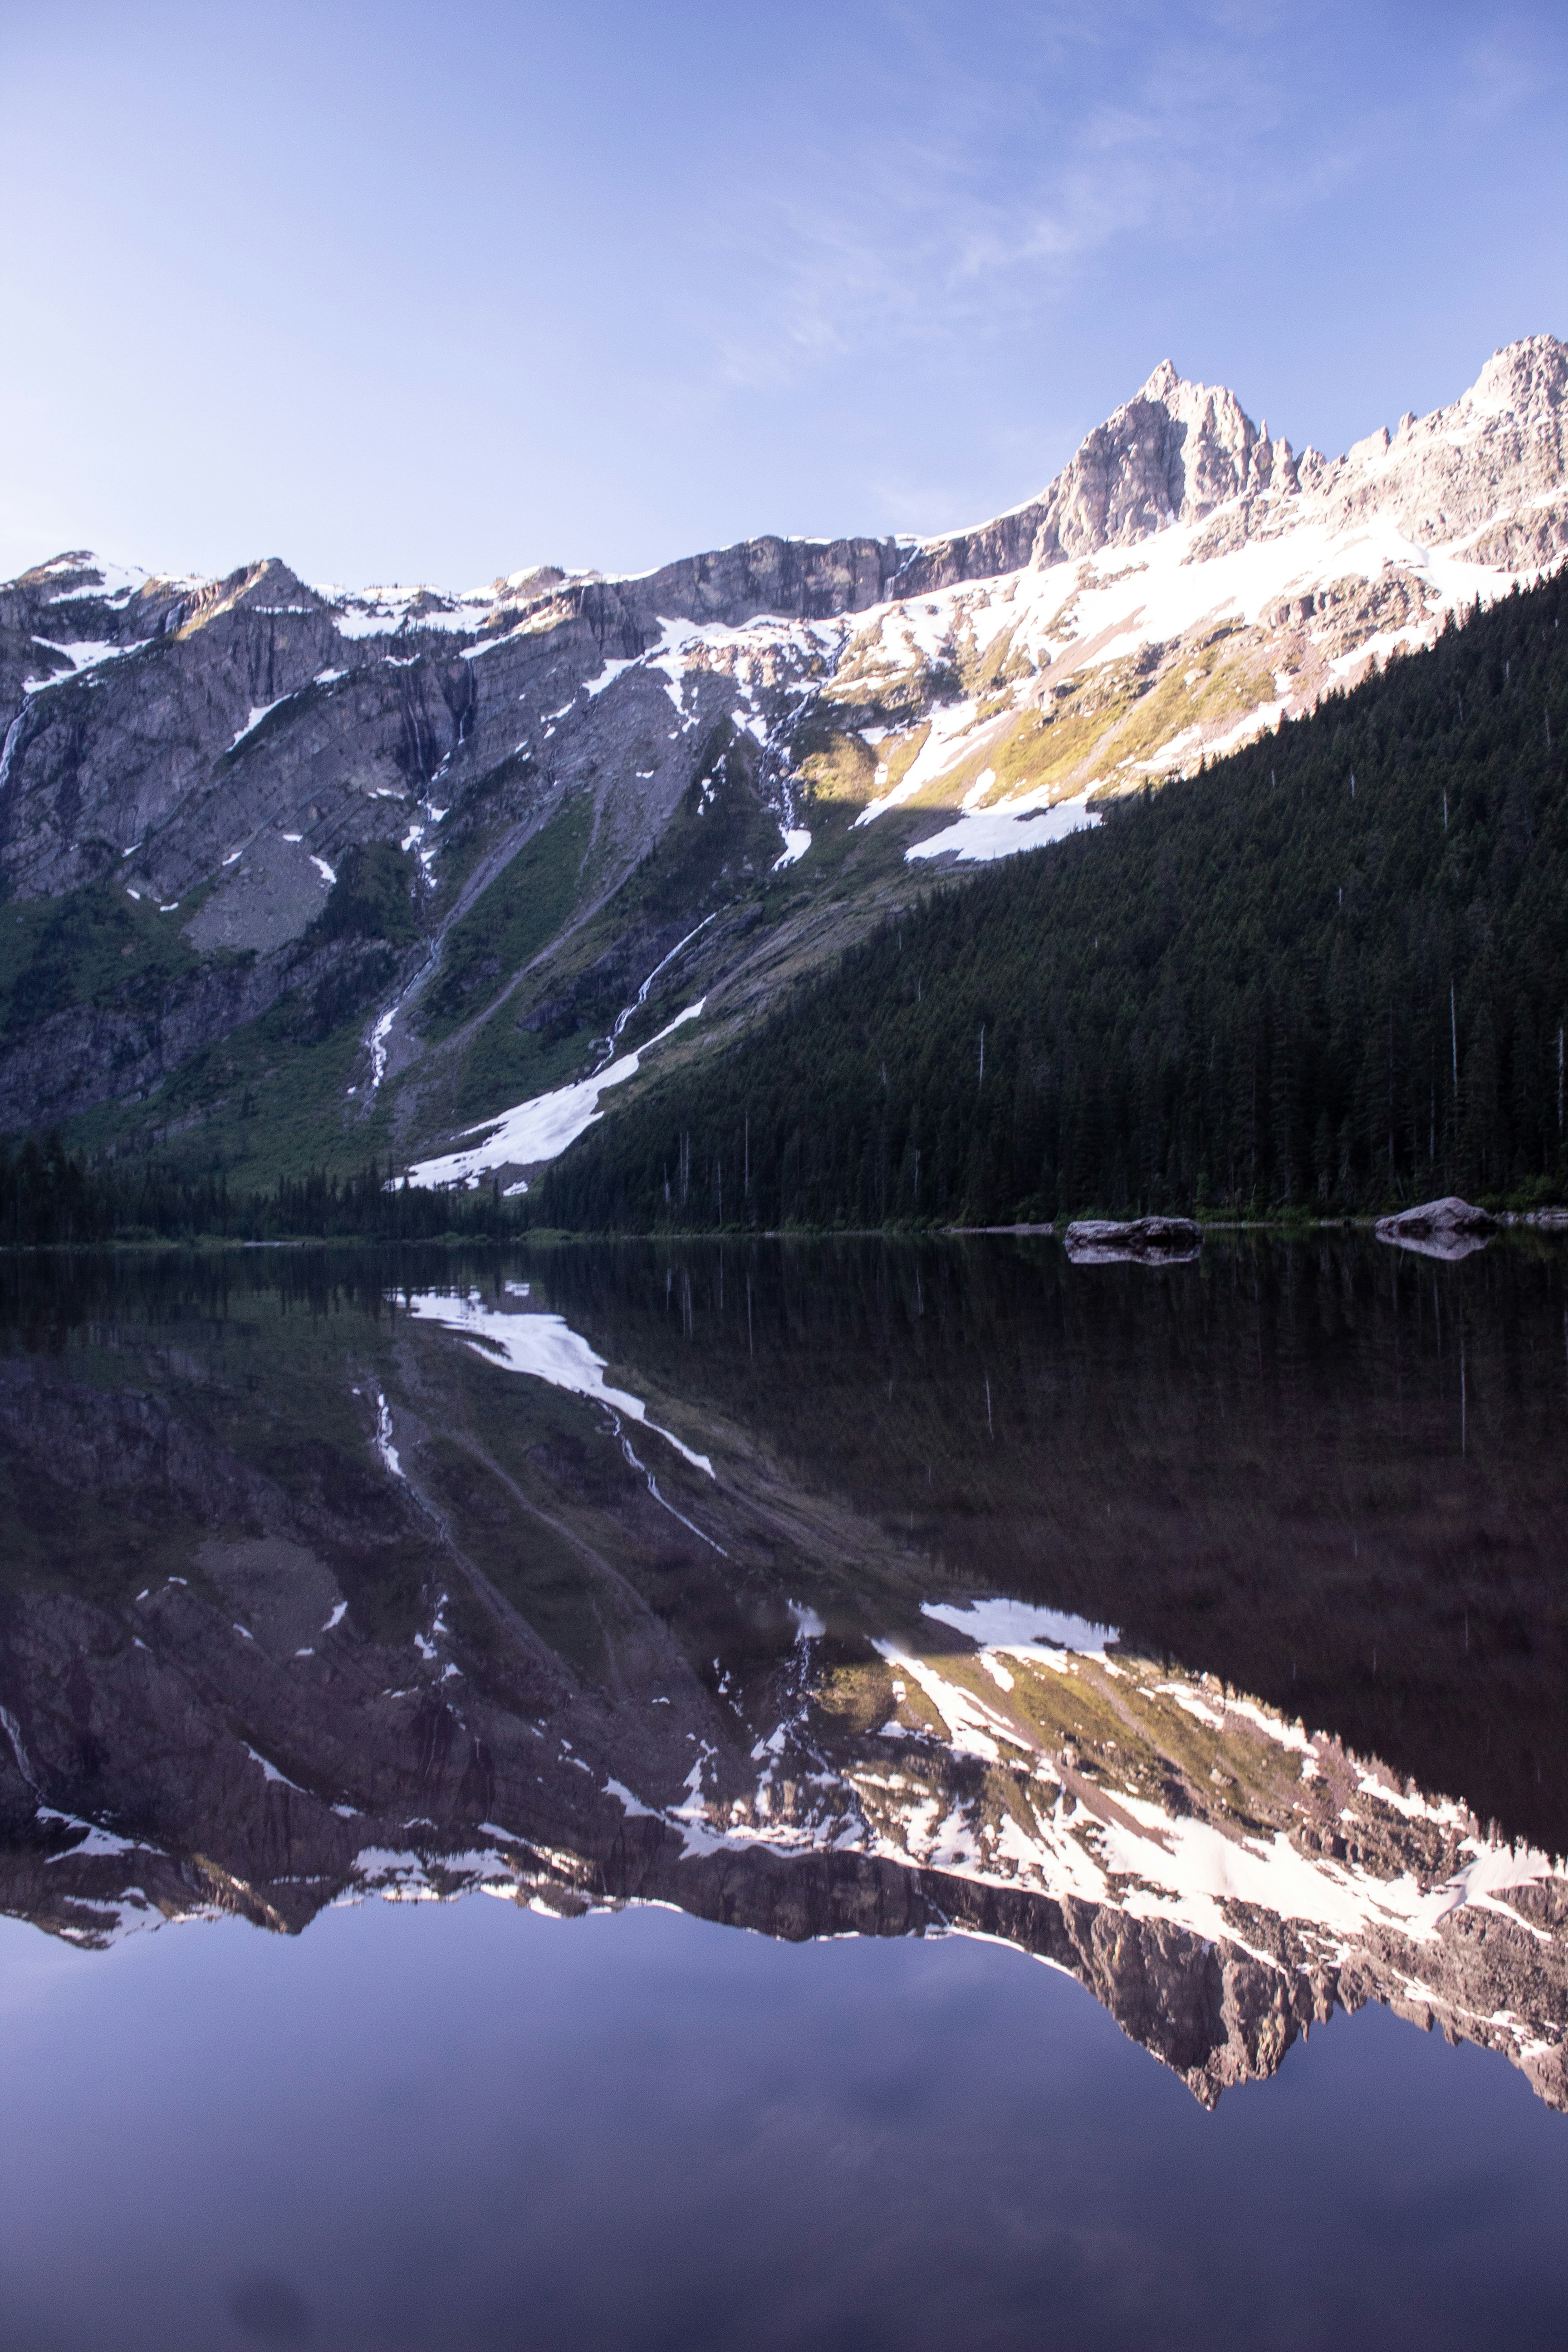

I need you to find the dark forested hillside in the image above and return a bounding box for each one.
[530,571,1568,1230]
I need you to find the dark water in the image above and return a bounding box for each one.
[0,1234,1565,2349]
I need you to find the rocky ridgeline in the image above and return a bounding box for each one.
[0,336,1562,1147]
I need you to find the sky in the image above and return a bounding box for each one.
[0,0,1563,591]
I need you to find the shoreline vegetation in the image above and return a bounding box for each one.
[1,1128,1565,1259]
[0,1146,522,1250]
[1,1188,1565,1256]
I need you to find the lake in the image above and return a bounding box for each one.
[1,1233,1564,2349]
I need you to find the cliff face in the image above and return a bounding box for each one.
[0,338,1562,1169]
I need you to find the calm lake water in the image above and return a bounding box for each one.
[1,1234,1565,2349]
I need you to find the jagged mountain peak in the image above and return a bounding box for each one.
[177,556,328,633]
[1325,332,1564,474]
[1127,357,1261,450]
[1465,331,1566,423]
[1021,357,1275,568]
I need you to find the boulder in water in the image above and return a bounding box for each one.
[1064,1216,1203,1266]
[1374,1196,1496,1261]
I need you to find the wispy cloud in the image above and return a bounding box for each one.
[678,38,1258,383]
[672,0,1560,396]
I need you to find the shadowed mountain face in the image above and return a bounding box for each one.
[1,1234,1563,2112]
[0,338,1562,1188]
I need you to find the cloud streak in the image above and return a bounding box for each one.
[672,0,1561,399]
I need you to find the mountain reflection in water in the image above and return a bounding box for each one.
[0,1235,1564,2119]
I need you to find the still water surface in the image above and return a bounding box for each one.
[0,1235,1564,2348]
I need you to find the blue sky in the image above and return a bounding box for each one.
[1,0,1563,588]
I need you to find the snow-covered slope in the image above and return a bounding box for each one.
[628,333,1568,862]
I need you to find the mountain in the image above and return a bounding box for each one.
[0,335,1563,1188]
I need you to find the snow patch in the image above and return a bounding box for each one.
[402,1001,704,1187]
[907,784,1100,866]
[368,1006,396,1092]
[228,696,290,751]
[372,1388,403,1481]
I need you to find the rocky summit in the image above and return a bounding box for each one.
[0,335,1563,1186]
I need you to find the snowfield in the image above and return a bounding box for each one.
[402,1001,704,1188]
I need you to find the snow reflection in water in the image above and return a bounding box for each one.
[401,1289,714,1476]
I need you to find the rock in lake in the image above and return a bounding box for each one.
[1374,1196,1497,1261]
[1063,1216,1203,1265]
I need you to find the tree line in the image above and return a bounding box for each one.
[0,1137,523,1248]
[528,568,1568,1231]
